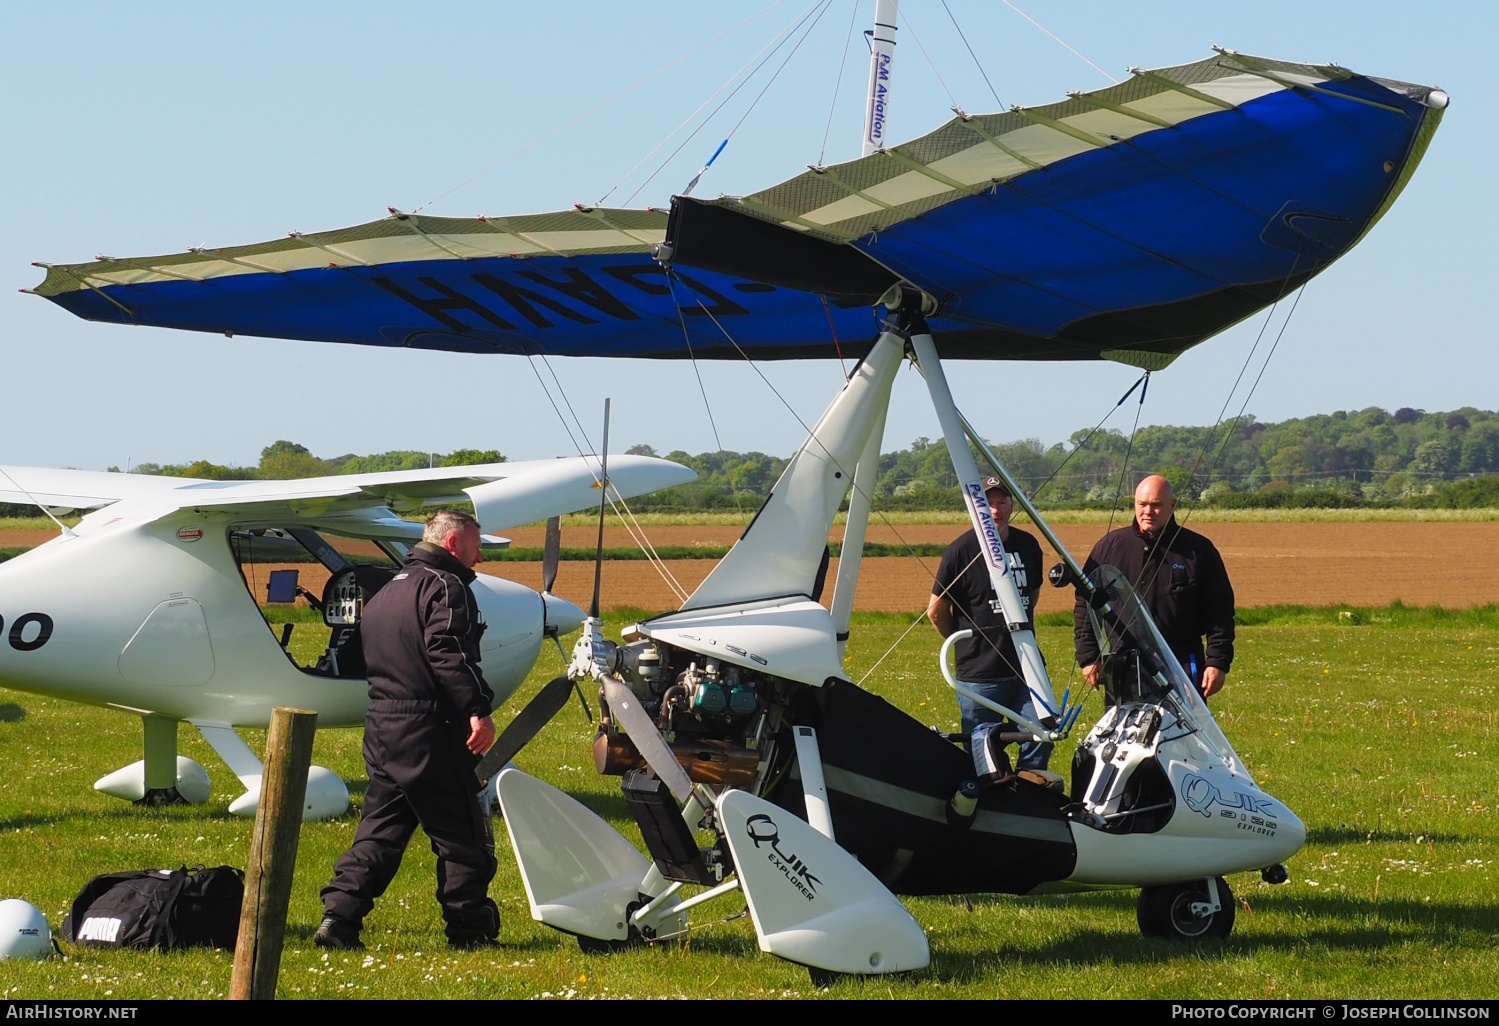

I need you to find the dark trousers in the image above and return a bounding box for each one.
[321,709,499,942]
[959,677,1053,772]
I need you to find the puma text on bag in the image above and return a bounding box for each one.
[61,865,244,951]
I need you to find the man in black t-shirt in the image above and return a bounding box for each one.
[928,477,1050,773]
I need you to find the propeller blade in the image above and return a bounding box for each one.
[590,398,610,620]
[475,675,574,787]
[542,515,561,595]
[602,673,693,801]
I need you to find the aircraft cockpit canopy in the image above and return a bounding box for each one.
[230,525,404,679]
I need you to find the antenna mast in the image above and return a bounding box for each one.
[862,0,898,156]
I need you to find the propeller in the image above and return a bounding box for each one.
[591,399,610,623]
[563,400,694,800]
[542,515,561,596]
[563,399,620,720]
[476,447,600,784]
[475,674,575,787]
[540,514,578,665]
[572,402,614,720]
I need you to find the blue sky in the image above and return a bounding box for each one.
[3,2,1487,471]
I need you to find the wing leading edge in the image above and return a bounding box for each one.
[0,456,697,537]
[32,52,1445,368]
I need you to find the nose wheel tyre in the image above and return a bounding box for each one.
[1137,877,1235,940]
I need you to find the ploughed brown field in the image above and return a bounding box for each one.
[483,521,1499,615]
[11,521,1493,614]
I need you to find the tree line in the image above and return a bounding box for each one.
[10,407,1499,517]
[633,406,1499,511]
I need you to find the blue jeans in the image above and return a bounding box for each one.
[959,678,1053,773]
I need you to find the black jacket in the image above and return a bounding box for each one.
[360,543,494,722]
[1073,517,1235,677]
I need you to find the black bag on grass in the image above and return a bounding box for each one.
[61,865,244,951]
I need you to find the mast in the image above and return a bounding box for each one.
[831,2,900,661]
[862,0,898,156]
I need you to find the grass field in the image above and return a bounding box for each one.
[0,606,1495,999]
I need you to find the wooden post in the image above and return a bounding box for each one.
[230,707,318,1001]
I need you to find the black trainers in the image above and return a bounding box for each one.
[313,915,364,951]
[448,934,502,951]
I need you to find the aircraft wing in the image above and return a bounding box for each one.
[31,52,1444,369]
[0,456,696,534]
[0,466,195,513]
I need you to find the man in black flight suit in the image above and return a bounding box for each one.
[1075,474,1235,701]
[315,510,500,951]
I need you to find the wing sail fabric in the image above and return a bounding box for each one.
[33,52,1445,366]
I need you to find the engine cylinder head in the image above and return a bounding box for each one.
[693,679,728,714]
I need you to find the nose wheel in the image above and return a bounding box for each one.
[1137,877,1235,940]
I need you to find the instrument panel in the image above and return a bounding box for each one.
[324,568,362,627]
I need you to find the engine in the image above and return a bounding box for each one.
[593,634,796,792]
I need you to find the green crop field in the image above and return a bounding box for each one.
[0,607,1495,999]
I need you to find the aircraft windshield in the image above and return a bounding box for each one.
[1081,564,1247,779]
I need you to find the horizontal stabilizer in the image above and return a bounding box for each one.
[465,455,695,534]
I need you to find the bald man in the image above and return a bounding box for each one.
[1074,475,1235,701]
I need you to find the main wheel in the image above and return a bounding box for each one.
[1137,877,1235,940]
[576,933,636,954]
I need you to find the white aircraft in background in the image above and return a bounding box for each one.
[0,455,693,820]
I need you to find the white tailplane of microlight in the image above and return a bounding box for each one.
[0,455,694,820]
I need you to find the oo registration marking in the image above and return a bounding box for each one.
[1,613,54,652]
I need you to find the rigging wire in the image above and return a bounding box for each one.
[941,0,1005,109]
[675,281,1070,704]
[1025,371,1147,501]
[525,352,691,604]
[1106,270,1310,680]
[683,291,1009,634]
[999,0,1118,84]
[898,8,961,112]
[535,350,693,601]
[1181,261,1308,498]
[820,295,849,379]
[415,2,788,213]
[722,0,835,142]
[624,0,833,207]
[817,0,863,167]
[1104,371,1151,536]
[0,467,75,537]
[665,277,731,459]
[539,352,608,468]
[1195,283,1311,500]
[597,0,812,207]
[525,355,586,457]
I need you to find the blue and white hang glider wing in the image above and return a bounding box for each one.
[31,52,1445,370]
